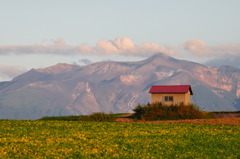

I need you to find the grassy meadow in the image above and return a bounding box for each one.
[0,120,239,158]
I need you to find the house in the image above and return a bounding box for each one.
[149,85,193,105]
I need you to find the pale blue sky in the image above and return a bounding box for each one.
[0,0,240,81]
[1,0,239,45]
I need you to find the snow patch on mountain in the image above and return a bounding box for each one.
[27,82,53,89]
[120,75,140,84]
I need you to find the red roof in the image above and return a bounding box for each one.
[149,85,193,95]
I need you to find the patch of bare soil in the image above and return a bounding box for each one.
[115,114,135,123]
[115,114,240,125]
[212,113,240,118]
[140,117,240,125]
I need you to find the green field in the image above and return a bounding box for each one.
[0,120,239,158]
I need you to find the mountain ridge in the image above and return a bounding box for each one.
[0,53,240,119]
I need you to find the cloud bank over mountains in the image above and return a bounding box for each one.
[0,37,177,57]
[181,39,240,69]
[0,37,239,81]
[181,39,240,56]
[0,37,239,58]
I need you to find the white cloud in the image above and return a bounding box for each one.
[0,66,27,81]
[0,37,177,57]
[0,39,74,55]
[96,40,119,54]
[140,42,178,56]
[211,44,240,55]
[181,39,240,56]
[180,39,209,56]
[92,37,178,57]
[114,37,135,50]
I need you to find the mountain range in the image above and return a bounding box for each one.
[0,53,240,119]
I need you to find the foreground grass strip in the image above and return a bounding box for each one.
[0,120,239,158]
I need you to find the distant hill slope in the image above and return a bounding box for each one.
[0,53,240,119]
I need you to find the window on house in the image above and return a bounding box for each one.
[169,96,173,101]
[162,96,174,102]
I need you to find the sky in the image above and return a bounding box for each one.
[1,0,240,81]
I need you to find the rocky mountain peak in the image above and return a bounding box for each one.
[143,52,176,63]
[36,63,80,74]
